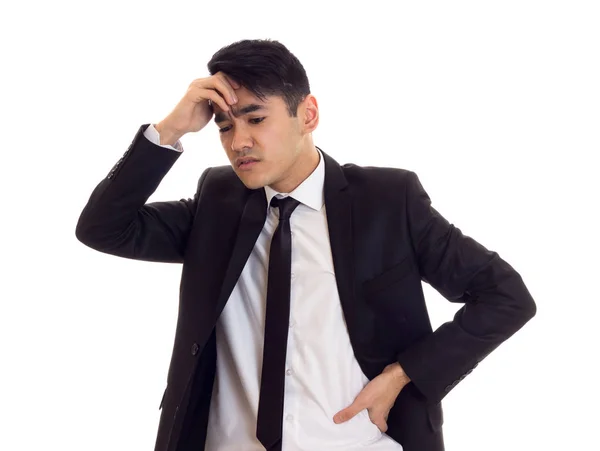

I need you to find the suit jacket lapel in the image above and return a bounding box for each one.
[321,151,366,351]
[214,187,267,318]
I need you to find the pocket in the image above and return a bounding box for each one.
[362,257,417,326]
[345,409,383,446]
[357,411,384,446]
[362,257,414,296]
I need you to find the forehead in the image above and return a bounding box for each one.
[213,102,270,124]
[212,90,283,123]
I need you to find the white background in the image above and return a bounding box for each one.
[1,1,598,450]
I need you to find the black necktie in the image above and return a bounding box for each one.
[256,195,301,451]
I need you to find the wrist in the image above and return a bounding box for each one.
[385,362,411,386]
[154,121,184,146]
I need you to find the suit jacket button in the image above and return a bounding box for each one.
[191,343,199,356]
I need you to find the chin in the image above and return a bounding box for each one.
[236,173,267,190]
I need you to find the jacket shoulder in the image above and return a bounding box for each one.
[198,164,247,194]
[341,162,416,191]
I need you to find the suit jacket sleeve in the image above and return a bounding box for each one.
[396,170,537,405]
[75,123,210,263]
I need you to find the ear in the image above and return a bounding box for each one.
[301,94,319,133]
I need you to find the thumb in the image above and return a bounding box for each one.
[333,403,363,424]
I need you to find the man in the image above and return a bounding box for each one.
[75,39,536,451]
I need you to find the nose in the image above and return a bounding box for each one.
[230,123,253,153]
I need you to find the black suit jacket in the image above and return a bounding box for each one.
[76,124,536,451]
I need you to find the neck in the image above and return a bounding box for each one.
[269,144,320,193]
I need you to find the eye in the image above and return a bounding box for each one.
[219,117,265,133]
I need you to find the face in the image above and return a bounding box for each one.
[212,85,319,193]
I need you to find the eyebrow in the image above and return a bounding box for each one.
[213,103,267,124]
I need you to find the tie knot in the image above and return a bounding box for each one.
[270,196,300,221]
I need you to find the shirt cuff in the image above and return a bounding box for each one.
[143,124,183,152]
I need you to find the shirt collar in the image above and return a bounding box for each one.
[263,146,325,212]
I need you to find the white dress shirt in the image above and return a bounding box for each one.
[143,125,403,450]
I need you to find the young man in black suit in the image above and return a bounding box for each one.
[76,39,536,451]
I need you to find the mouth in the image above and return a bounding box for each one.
[237,158,260,170]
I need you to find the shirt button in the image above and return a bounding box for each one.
[291,273,296,279]
[286,414,294,422]
[289,320,296,328]
[286,368,294,376]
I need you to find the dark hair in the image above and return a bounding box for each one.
[207,39,311,118]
